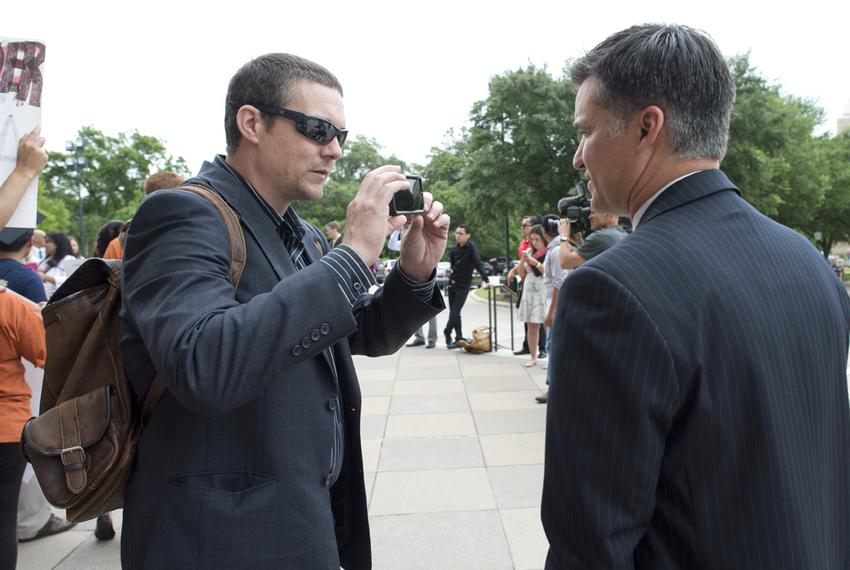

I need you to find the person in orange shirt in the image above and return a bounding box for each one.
[102,171,185,260]
[0,287,45,570]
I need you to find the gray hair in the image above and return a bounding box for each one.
[225,53,343,154]
[570,24,735,160]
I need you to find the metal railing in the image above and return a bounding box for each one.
[486,284,518,352]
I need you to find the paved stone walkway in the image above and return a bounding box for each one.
[17,286,850,568]
[18,291,550,569]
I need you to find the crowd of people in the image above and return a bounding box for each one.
[1,23,849,570]
[0,140,189,567]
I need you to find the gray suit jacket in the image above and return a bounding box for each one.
[543,169,850,569]
[119,157,442,569]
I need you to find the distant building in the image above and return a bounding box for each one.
[838,99,850,135]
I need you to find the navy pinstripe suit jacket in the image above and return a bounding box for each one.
[543,169,850,569]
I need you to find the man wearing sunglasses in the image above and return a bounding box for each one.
[120,53,449,569]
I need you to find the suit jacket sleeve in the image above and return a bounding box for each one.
[122,190,440,417]
[542,266,681,569]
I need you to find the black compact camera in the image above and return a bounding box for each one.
[557,181,592,236]
[389,174,425,216]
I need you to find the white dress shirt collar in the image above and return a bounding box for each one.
[630,171,702,230]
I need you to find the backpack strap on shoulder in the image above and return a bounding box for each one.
[177,183,247,290]
[141,183,247,422]
[118,220,132,250]
[141,376,166,426]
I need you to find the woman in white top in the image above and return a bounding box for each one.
[516,225,550,367]
[37,232,76,299]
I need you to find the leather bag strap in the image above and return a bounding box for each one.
[58,399,88,493]
[140,183,247,423]
[178,183,247,289]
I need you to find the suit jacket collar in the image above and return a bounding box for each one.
[196,157,337,377]
[639,169,740,227]
[194,156,296,280]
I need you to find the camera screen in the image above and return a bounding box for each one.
[391,175,424,214]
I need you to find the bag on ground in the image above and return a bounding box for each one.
[457,326,492,354]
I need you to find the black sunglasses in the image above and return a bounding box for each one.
[232,102,347,146]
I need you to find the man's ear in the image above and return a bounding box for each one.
[235,105,265,146]
[636,105,664,149]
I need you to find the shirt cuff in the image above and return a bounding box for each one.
[318,245,375,307]
[396,265,437,304]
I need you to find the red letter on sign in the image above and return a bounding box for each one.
[0,42,46,107]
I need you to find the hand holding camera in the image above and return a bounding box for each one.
[397,188,450,283]
[343,165,410,266]
[389,175,425,216]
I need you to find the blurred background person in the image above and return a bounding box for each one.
[0,229,46,305]
[537,216,569,402]
[37,233,75,299]
[24,230,46,269]
[0,228,75,545]
[324,220,344,248]
[559,211,626,270]
[0,287,46,569]
[67,236,82,259]
[102,171,185,260]
[444,225,490,348]
[508,215,547,358]
[515,224,549,367]
[94,221,125,259]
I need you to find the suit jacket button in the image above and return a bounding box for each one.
[301,336,310,349]
[353,282,363,293]
[311,328,320,341]
[328,399,337,411]
[324,471,333,487]
[320,323,330,335]
[291,345,303,356]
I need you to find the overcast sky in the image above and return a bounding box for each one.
[7,0,850,174]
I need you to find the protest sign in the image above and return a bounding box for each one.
[1,38,46,228]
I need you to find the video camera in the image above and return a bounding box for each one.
[557,181,592,236]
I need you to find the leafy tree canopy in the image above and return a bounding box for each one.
[40,126,189,255]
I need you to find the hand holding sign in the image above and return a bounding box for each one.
[16,127,47,178]
[1,127,47,228]
[1,38,46,229]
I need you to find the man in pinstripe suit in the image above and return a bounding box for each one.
[542,24,850,569]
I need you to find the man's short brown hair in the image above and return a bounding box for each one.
[225,53,343,154]
[144,171,184,195]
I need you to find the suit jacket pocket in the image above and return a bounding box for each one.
[151,471,285,568]
[169,470,276,494]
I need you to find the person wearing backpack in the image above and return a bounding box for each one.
[119,53,448,569]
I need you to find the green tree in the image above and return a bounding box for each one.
[443,65,579,257]
[723,55,824,227]
[420,133,470,259]
[40,126,189,255]
[806,132,850,256]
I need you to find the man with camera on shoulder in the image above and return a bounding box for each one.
[559,210,626,269]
